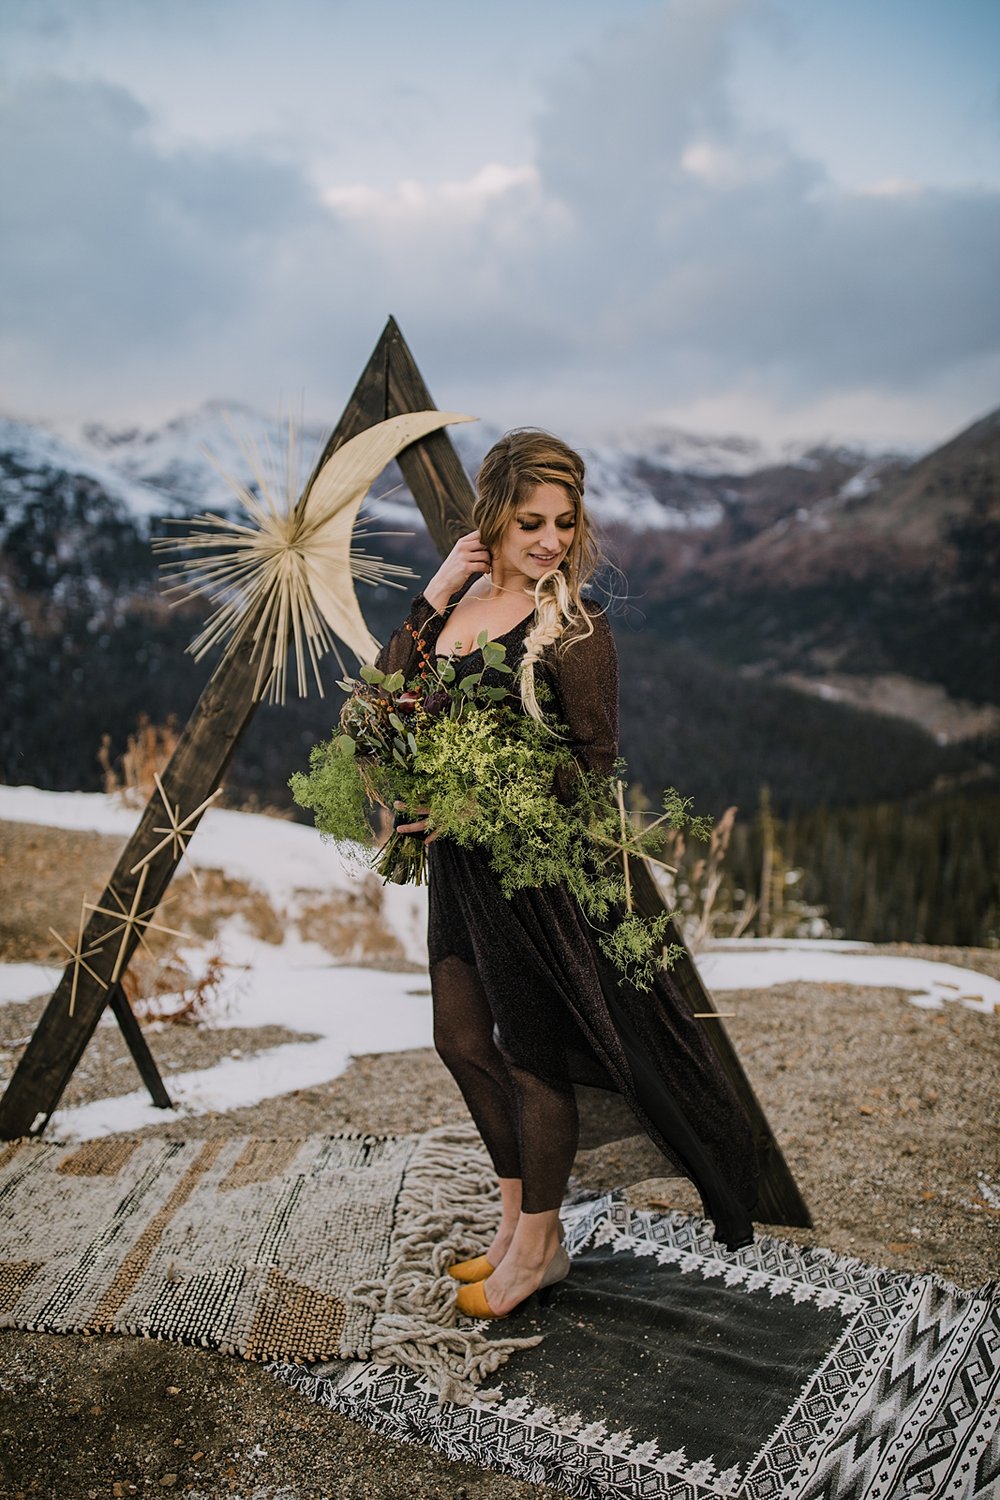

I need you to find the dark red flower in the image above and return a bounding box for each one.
[423,689,450,718]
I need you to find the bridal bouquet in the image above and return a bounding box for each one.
[289,626,712,990]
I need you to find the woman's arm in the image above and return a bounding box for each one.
[372,537,488,681]
[372,592,443,679]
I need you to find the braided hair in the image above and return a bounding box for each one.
[474,429,603,729]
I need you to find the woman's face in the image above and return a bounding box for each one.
[493,481,577,586]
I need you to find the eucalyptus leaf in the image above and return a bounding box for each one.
[359,665,385,685]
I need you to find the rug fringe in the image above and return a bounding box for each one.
[349,1123,543,1407]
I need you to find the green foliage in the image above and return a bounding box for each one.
[291,679,710,990]
[288,734,371,849]
[596,911,685,990]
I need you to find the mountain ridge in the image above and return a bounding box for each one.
[1,398,996,813]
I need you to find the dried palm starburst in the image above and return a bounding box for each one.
[153,410,474,703]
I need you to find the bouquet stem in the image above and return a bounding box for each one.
[375,829,430,886]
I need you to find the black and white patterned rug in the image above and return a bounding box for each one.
[273,1194,1000,1499]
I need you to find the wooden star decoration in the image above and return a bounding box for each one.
[587,779,681,904]
[84,868,195,984]
[130,775,223,889]
[48,908,108,1019]
[51,869,198,1018]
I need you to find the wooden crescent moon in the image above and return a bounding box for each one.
[301,410,475,666]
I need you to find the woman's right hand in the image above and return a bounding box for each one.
[393,799,438,843]
[424,530,491,612]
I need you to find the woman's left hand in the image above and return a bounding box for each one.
[392,799,439,843]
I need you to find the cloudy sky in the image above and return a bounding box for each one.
[2,0,999,448]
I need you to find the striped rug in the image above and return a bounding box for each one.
[0,1125,536,1392]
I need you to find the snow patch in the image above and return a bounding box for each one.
[0,783,429,968]
[699,939,998,1014]
[2,788,995,1142]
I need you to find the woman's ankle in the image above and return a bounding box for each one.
[485,1221,517,1265]
[507,1211,563,1268]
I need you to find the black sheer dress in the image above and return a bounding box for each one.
[374,578,759,1251]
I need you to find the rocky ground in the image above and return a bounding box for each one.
[0,818,997,1499]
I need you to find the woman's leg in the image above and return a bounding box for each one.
[477,1060,577,1314]
[430,955,581,1280]
[430,954,523,1263]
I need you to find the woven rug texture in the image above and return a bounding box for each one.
[276,1194,1000,1500]
[5,1127,997,1495]
[0,1124,536,1391]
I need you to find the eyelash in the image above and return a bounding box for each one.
[518,520,575,531]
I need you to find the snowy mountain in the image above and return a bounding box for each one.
[1,401,898,543]
[1,399,996,814]
[74,402,333,519]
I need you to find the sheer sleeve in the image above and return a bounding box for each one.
[547,604,619,800]
[372,592,444,679]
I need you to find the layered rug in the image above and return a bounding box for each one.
[2,1127,998,1496]
[274,1195,1000,1500]
[0,1125,537,1385]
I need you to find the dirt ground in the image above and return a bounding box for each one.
[0,818,998,1499]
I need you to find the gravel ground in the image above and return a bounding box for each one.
[1,819,998,1499]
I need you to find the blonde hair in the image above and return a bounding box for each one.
[474,429,603,727]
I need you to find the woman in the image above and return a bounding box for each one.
[374,430,758,1320]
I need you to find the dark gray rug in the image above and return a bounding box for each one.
[273,1193,1000,1499]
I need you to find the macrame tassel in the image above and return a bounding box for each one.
[348,1122,546,1406]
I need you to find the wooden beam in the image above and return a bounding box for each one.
[0,321,403,1140]
[385,318,476,549]
[108,983,172,1110]
[0,621,268,1138]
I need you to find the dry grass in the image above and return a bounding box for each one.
[97,713,181,807]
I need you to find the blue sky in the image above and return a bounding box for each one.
[2,0,998,448]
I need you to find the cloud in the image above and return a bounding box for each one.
[0,75,326,405]
[1,0,999,446]
[521,0,1000,403]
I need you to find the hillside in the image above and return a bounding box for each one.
[614,404,1000,707]
[1,401,997,829]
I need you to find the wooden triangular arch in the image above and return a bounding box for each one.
[0,318,810,1230]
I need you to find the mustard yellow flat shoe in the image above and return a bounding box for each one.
[454,1246,570,1320]
[455,1278,498,1318]
[447,1254,495,1284]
